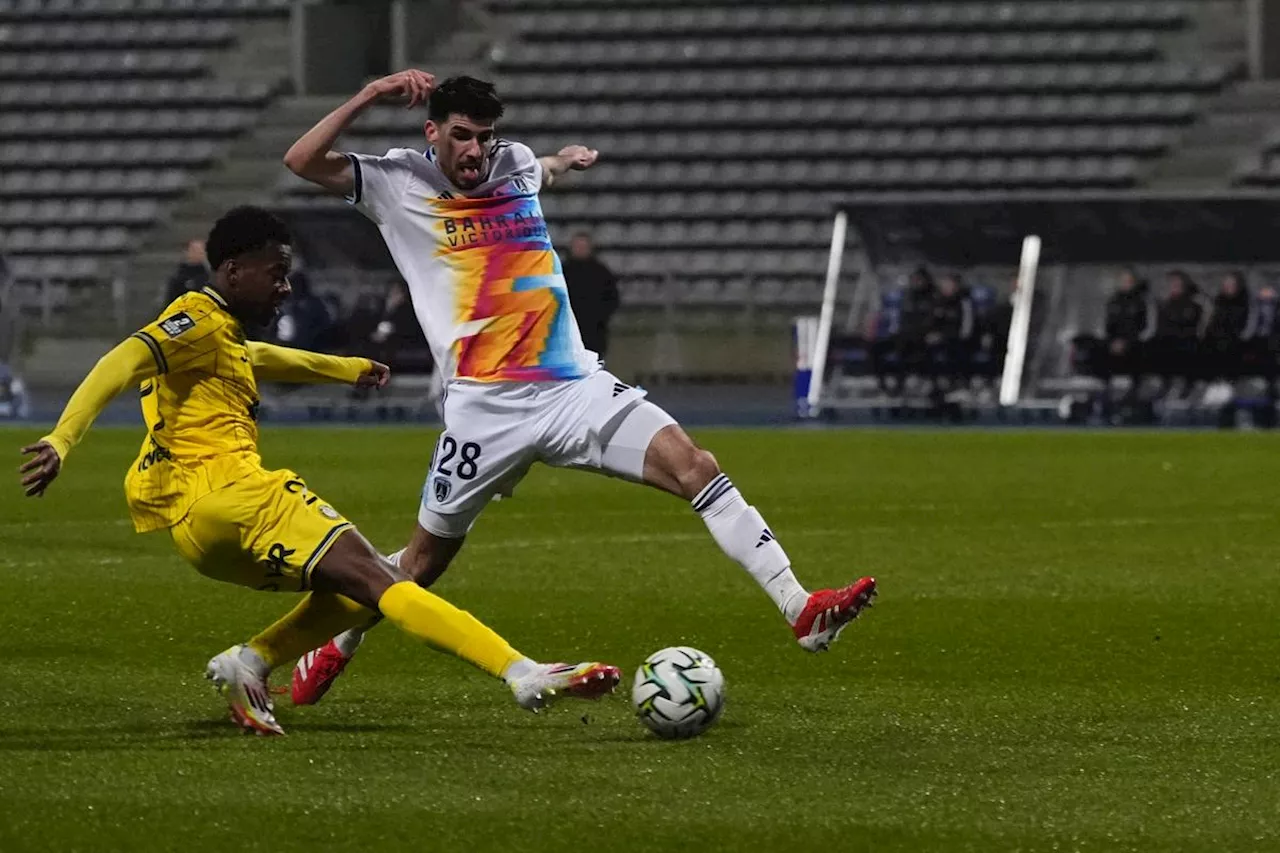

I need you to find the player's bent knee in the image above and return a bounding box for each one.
[311,529,404,610]
[680,449,721,498]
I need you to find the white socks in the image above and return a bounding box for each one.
[692,474,808,624]
[333,625,366,657]
[332,548,405,657]
[501,657,539,684]
[236,644,271,679]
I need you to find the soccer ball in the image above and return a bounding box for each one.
[632,646,725,739]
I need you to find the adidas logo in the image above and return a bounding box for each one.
[755,529,775,548]
[612,382,630,397]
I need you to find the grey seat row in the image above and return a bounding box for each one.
[616,276,827,308]
[550,219,832,250]
[602,248,830,278]
[494,32,1159,69]
[0,0,288,19]
[515,126,1173,160]
[0,19,234,50]
[0,168,189,197]
[0,49,206,79]
[541,191,844,221]
[0,226,131,253]
[501,2,1189,37]
[0,198,160,226]
[570,156,1139,190]
[0,138,218,167]
[498,63,1225,101]
[485,94,1200,131]
[0,108,253,137]
[5,254,110,279]
[0,79,273,109]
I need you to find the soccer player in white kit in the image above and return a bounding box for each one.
[283,72,877,705]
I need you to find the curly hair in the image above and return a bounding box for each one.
[428,75,505,124]
[206,206,291,270]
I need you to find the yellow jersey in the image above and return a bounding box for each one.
[124,287,266,532]
[42,285,369,534]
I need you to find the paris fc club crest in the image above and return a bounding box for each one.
[433,477,452,503]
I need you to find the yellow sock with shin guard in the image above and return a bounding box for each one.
[247,593,373,671]
[376,581,523,678]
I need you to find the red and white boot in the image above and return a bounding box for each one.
[291,640,352,706]
[792,577,877,652]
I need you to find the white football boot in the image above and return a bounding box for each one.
[205,645,284,736]
[508,662,621,712]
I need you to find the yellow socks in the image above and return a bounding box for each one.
[247,593,372,671]
[246,583,526,681]
[377,581,523,678]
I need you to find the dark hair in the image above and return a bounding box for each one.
[428,75,504,124]
[206,206,291,270]
[1166,268,1197,293]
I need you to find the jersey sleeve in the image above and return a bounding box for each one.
[42,336,157,461]
[131,299,226,376]
[344,148,414,224]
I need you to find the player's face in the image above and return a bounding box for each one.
[426,114,496,189]
[226,242,293,328]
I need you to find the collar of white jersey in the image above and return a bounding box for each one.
[424,146,495,193]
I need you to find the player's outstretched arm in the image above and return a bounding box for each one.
[537,145,599,189]
[247,341,390,388]
[19,337,158,497]
[283,69,436,197]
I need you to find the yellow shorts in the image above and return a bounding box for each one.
[169,467,352,592]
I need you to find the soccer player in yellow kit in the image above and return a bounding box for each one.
[18,206,618,736]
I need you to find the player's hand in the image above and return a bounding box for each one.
[364,70,435,108]
[356,361,391,389]
[19,441,61,498]
[557,145,599,171]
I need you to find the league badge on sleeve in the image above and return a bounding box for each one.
[159,312,196,338]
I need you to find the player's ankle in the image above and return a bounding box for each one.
[236,644,271,680]
[332,627,365,658]
[781,588,809,625]
[501,656,539,685]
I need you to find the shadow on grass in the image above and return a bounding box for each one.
[0,716,450,751]
[0,719,239,751]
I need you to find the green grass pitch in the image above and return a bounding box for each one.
[2,425,1279,852]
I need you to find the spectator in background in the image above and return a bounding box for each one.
[1101,267,1153,400]
[272,269,331,352]
[890,265,937,393]
[1202,271,1252,383]
[561,232,619,359]
[1250,286,1280,397]
[927,273,974,390]
[370,281,432,374]
[1152,270,1206,397]
[163,239,209,306]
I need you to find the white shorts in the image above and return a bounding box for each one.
[417,370,676,538]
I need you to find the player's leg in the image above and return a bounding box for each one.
[170,491,307,736]
[291,524,466,704]
[293,384,538,703]
[641,420,875,651]
[310,526,619,710]
[555,372,875,651]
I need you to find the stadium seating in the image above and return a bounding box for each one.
[0,0,287,281]
[273,1,1227,307]
[1234,126,1280,186]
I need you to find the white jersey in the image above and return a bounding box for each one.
[345,141,597,383]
